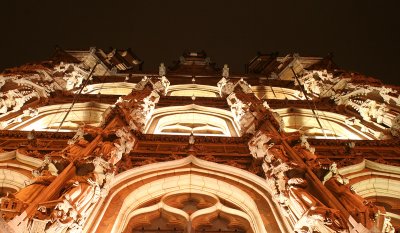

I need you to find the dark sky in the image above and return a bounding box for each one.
[1,1,399,85]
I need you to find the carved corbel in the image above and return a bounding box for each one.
[217,77,252,97]
[248,130,272,159]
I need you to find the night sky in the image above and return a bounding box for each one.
[1,1,399,85]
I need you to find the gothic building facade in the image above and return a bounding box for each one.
[0,48,399,233]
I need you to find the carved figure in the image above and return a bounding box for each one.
[382,216,395,233]
[159,63,166,76]
[248,131,271,159]
[14,170,56,203]
[222,64,229,78]
[295,207,349,233]
[265,145,288,164]
[324,164,378,227]
[61,174,100,216]
[325,174,376,221]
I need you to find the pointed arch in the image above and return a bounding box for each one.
[275,108,375,139]
[338,160,400,225]
[146,105,240,137]
[84,156,291,233]
[167,84,220,97]
[5,102,110,132]
[81,82,137,95]
[252,86,304,100]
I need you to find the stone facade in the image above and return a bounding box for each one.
[0,49,399,233]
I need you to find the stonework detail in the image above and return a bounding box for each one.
[0,62,92,131]
[0,49,399,233]
[296,70,400,135]
[260,141,349,232]
[116,76,169,132]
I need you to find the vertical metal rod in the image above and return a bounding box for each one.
[57,62,99,132]
[268,74,277,98]
[290,66,326,135]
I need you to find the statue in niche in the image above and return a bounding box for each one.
[262,153,349,232]
[62,173,100,215]
[286,177,324,220]
[286,177,348,232]
[48,172,100,232]
[13,170,56,204]
[324,164,378,226]
[58,139,90,162]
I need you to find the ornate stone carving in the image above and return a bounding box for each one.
[53,62,89,91]
[227,93,254,132]
[52,174,100,230]
[259,134,348,232]
[324,163,380,229]
[116,76,170,131]
[111,127,135,165]
[0,112,139,232]
[382,216,395,233]
[248,130,272,159]
[0,62,91,127]
[134,76,169,95]
[217,77,252,97]
[296,70,400,128]
[348,99,389,123]
[295,206,348,233]
[0,89,37,115]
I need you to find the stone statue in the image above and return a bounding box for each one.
[14,170,56,204]
[263,101,270,109]
[324,165,378,227]
[54,63,88,91]
[110,127,135,165]
[45,209,74,233]
[382,216,395,233]
[227,93,247,123]
[286,177,324,220]
[159,63,166,76]
[222,64,229,78]
[48,172,100,233]
[248,131,271,159]
[261,149,348,233]
[295,206,349,233]
[62,174,100,215]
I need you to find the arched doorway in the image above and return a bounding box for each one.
[85,156,290,233]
